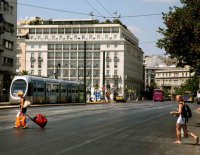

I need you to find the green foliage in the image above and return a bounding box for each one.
[174,75,199,95]
[157,0,200,74]
[100,19,128,30]
[18,70,30,75]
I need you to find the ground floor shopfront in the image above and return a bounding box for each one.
[0,71,13,102]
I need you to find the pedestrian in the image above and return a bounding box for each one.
[15,91,28,128]
[170,95,199,144]
[106,91,110,103]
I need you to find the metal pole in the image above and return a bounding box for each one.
[103,51,105,101]
[77,66,79,81]
[84,41,87,103]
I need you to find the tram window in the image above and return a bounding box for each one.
[62,89,66,93]
[37,88,44,92]
[11,79,26,95]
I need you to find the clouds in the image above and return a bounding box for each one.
[142,0,178,3]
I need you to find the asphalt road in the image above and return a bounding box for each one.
[0,101,200,155]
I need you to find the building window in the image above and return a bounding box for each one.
[48,52,54,59]
[38,70,41,76]
[2,57,13,67]
[71,52,77,59]
[80,28,87,33]
[112,27,119,33]
[114,70,118,75]
[94,44,100,50]
[63,52,69,59]
[106,70,110,76]
[103,27,110,33]
[88,28,94,33]
[65,28,71,34]
[71,44,77,50]
[58,28,64,34]
[43,28,49,34]
[3,39,13,50]
[29,28,35,34]
[63,44,70,50]
[114,62,117,68]
[38,62,42,68]
[55,44,62,50]
[72,28,79,33]
[31,62,34,68]
[55,52,62,59]
[78,44,84,50]
[36,28,42,34]
[95,27,102,33]
[51,28,57,34]
[9,6,14,14]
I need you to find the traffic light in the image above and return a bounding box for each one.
[107,84,110,89]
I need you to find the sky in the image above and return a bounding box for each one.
[17,0,182,56]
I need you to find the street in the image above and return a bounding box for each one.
[0,101,200,155]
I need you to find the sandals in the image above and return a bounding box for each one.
[195,137,199,144]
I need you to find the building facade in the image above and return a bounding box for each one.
[0,0,17,101]
[155,66,194,93]
[17,18,143,100]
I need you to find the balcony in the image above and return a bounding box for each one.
[30,57,36,62]
[106,57,111,62]
[114,56,119,62]
[38,57,43,62]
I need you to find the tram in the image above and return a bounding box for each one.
[10,75,84,104]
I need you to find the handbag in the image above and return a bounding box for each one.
[23,100,31,108]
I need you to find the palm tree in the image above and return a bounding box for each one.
[18,70,30,75]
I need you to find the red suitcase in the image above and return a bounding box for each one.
[26,114,47,128]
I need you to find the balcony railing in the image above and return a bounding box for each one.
[114,56,119,62]
[30,57,36,62]
[38,57,43,62]
[106,57,111,62]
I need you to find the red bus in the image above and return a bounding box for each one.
[153,89,164,102]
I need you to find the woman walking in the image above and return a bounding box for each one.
[170,95,199,144]
[15,91,28,128]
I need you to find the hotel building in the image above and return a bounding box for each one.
[17,18,143,100]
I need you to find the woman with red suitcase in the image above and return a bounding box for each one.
[15,91,28,129]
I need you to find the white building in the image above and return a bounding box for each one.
[143,55,195,99]
[17,18,143,100]
[0,0,17,101]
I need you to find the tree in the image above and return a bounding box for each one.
[157,0,200,74]
[174,75,199,95]
[18,70,30,75]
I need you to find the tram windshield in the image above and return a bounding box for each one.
[11,79,27,97]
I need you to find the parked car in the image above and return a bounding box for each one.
[115,94,126,102]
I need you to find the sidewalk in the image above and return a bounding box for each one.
[0,102,19,109]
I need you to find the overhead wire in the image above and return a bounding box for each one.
[95,0,114,18]
[8,0,162,19]
[84,0,105,18]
